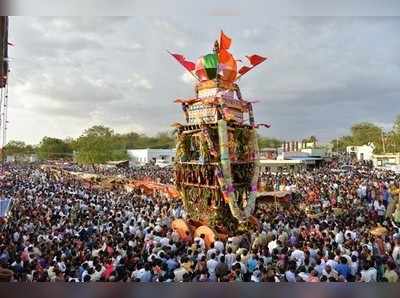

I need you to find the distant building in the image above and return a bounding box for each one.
[259,148,278,160]
[301,147,330,158]
[6,154,38,163]
[282,140,317,152]
[346,143,375,161]
[372,153,400,167]
[127,149,175,165]
[260,159,310,173]
[260,142,328,172]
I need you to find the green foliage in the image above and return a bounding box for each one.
[3,140,33,156]
[330,122,384,153]
[394,114,400,135]
[258,136,282,149]
[351,122,382,146]
[73,125,175,167]
[7,125,176,164]
[110,131,175,150]
[111,149,129,161]
[302,136,318,144]
[75,125,114,166]
[331,115,400,154]
[331,135,354,152]
[131,132,175,149]
[37,137,73,160]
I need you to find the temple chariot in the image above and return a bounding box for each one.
[170,32,267,234]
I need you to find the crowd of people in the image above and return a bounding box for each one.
[0,159,400,282]
[63,163,174,185]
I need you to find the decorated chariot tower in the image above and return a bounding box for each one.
[170,32,268,233]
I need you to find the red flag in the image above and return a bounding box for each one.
[237,54,267,77]
[219,31,231,50]
[238,66,252,75]
[246,54,266,66]
[168,51,195,72]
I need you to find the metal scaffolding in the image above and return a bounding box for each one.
[0,16,9,159]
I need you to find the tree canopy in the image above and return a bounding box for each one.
[258,136,282,148]
[73,126,174,168]
[331,115,400,154]
[1,140,34,161]
[37,137,73,160]
[74,125,115,167]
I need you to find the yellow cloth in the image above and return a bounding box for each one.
[384,270,399,283]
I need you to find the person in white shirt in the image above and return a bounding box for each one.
[231,254,247,275]
[350,255,358,277]
[314,258,326,276]
[285,261,297,282]
[214,238,225,253]
[322,265,339,280]
[173,266,187,282]
[335,230,344,244]
[268,235,278,254]
[206,243,217,260]
[206,253,218,281]
[290,245,305,268]
[160,237,170,247]
[224,247,236,270]
[360,262,377,282]
[326,253,338,270]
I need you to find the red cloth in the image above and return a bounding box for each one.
[238,66,252,75]
[102,263,114,280]
[246,54,267,66]
[169,52,195,72]
[238,54,267,76]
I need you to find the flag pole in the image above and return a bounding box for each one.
[188,70,200,82]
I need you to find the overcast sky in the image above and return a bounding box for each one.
[6,17,400,144]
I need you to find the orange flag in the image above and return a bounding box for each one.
[219,48,231,63]
[219,31,231,50]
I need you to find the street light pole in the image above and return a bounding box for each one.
[381,130,386,154]
[336,138,339,154]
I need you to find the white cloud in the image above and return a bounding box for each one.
[129,73,153,90]
[180,71,197,85]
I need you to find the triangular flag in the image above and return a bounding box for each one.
[238,66,252,75]
[219,31,231,50]
[246,54,266,66]
[219,48,232,64]
[237,54,267,78]
[168,51,195,72]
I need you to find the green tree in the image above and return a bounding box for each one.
[83,125,114,138]
[37,137,72,160]
[258,136,282,148]
[393,114,400,152]
[394,114,400,135]
[151,132,175,149]
[74,125,114,170]
[331,135,354,152]
[2,140,34,161]
[302,136,318,145]
[111,149,129,161]
[3,140,29,155]
[350,122,383,153]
